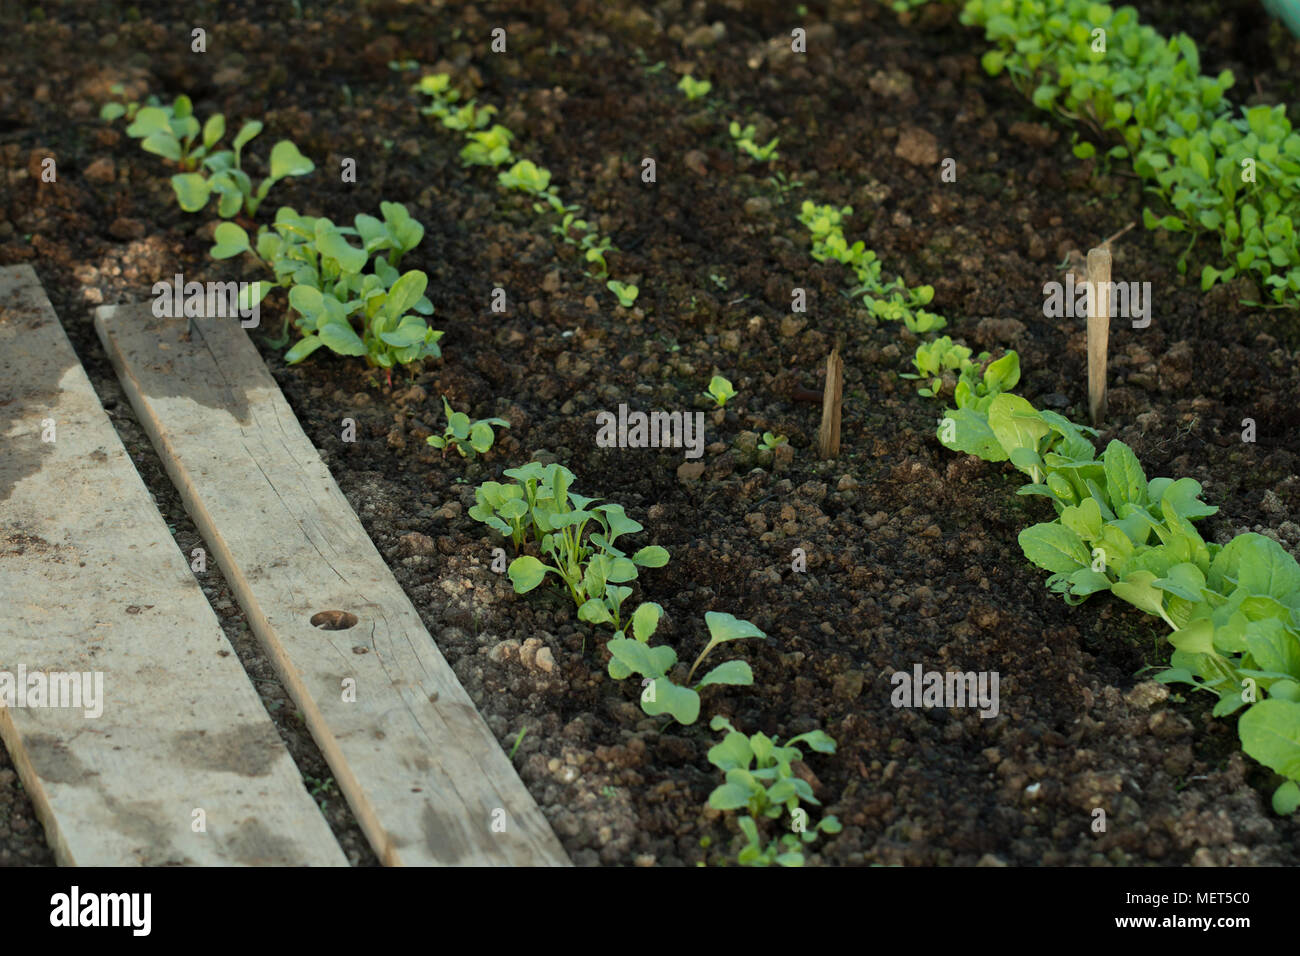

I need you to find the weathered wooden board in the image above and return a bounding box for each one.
[94,301,568,866]
[0,264,347,866]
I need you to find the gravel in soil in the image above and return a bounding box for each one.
[1,0,1298,866]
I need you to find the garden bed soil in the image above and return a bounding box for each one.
[2,0,1298,866]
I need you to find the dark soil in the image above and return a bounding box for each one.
[1,0,1298,866]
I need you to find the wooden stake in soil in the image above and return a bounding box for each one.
[1086,247,1111,427]
[818,348,843,459]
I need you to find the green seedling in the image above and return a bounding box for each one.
[498,159,552,195]
[474,464,668,622]
[167,120,314,218]
[427,397,509,459]
[606,609,763,726]
[99,83,162,122]
[677,74,712,101]
[606,280,638,307]
[460,125,514,167]
[707,716,841,867]
[729,121,780,162]
[705,375,736,407]
[757,432,787,452]
[582,236,616,277]
[387,59,419,72]
[508,726,527,759]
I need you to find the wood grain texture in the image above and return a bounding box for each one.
[1086,247,1111,427]
[94,302,569,867]
[818,349,843,459]
[0,264,347,866]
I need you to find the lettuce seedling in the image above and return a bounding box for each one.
[705,375,736,407]
[729,122,780,162]
[460,125,514,167]
[707,716,841,867]
[498,159,552,195]
[606,280,638,307]
[677,75,711,101]
[427,397,509,459]
[757,432,787,452]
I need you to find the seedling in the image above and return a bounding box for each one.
[729,121,780,163]
[98,83,162,122]
[473,464,669,622]
[427,397,509,459]
[707,716,841,866]
[606,280,638,307]
[677,75,712,101]
[460,125,514,167]
[705,375,736,407]
[498,159,552,195]
[757,432,787,452]
[605,609,763,726]
[167,120,314,218]
[508,726,527,759]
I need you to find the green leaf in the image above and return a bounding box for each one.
[170,173,211,212]
[210,221,251,259]
[384,270,428,319]
[100,102,126,121]
[631,602,662,643]
[704,611,766,645]
[284,334,324,364]
[1019,522,1091,574]
[1272,780,1300,815]
[1239,698,1300,781]
[142,132,182,161]
[1111,570,1171,623]
[939,409,1007,461]
[317,320,366,356]
[708,782,754,811]
[631,545,669,568]
[269,140,314,179]
[641,678,700,724]
[695,660,754,689]
[987,393,1050,459]
[126,106,171,138]
[1103,440,1147,508]
[202,113,226,149]
[507,555,550,593]
[577,598,612,625]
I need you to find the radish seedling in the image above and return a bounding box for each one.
[677,75,711,101]
[606,280,638,307]
[707,716,841,866]
[705,375,736,407]
[427,397,509,459]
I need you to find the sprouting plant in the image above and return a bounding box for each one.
[508,726,527,759]
[460,124,514,167]
[283,269,443,375]
[606,280,638,307]
[605,608,765,726]
[387,59,419,72]
[98,83,162,122]
[582,235,616,278]
[757,432,788,452]
[729,121,780,162]
[498,159,552,195]
[166,121,313,218]
[426,397,509,459]
[352,201,425,268]
[705,375,736,407]
[707,716,841,866]
[468,480,530,551]
[470,464,668,625]
[677,74,712,101]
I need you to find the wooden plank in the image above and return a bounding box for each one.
[94,302,569,867]
[0,264,347,866]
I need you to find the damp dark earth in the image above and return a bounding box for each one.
[2,0,1299,868]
